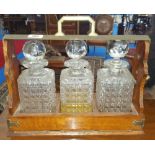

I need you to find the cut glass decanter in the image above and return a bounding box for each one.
[96,40,136,112]
[60,40,94,113]
[17,40,56,113]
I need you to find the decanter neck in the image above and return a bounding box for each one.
[109,66,123,76]
[21,59,48,75]
[110,58,122,69]
[65,58,89,76]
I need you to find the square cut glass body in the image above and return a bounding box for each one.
[60,68,94,113]
[17,68,56,113]
[96,68,135,112]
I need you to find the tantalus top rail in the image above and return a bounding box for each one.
[3,34,150,41]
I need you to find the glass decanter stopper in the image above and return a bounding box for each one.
[96,40,136,112]
[60,40,94,113]
[17,40,56,113]
[104,40,130,69]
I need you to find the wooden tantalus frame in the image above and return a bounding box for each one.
[3,34,150,139]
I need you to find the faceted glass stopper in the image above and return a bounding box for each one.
[65,40,87,59]
[108,40,129,59]
[23,40,46,61]
[22,40,47,68]
[105,40,129,69]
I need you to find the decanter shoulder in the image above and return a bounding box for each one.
[97,68,109,78]
[97,68,135,84]
[18,68,55,82]
[60,68,93,78]
[122,69,136,83]
[17,69,29,81]
[44,68,55,77]
[60,68,69,78]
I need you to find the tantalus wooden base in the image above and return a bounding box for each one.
[8,117,144,139]
[7,104,144,140]
[2,99,155,140]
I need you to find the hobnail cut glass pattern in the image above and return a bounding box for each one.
[18,68,56,113]
[60,40,94,113]
[17,40,56,113]
[60,63,94,113]
[96,68,135,112]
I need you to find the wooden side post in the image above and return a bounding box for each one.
[131,40,150,114]
[3,39,20,115]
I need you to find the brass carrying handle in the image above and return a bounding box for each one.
[55,16,98,36]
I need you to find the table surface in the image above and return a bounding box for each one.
[0,99,155,140]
